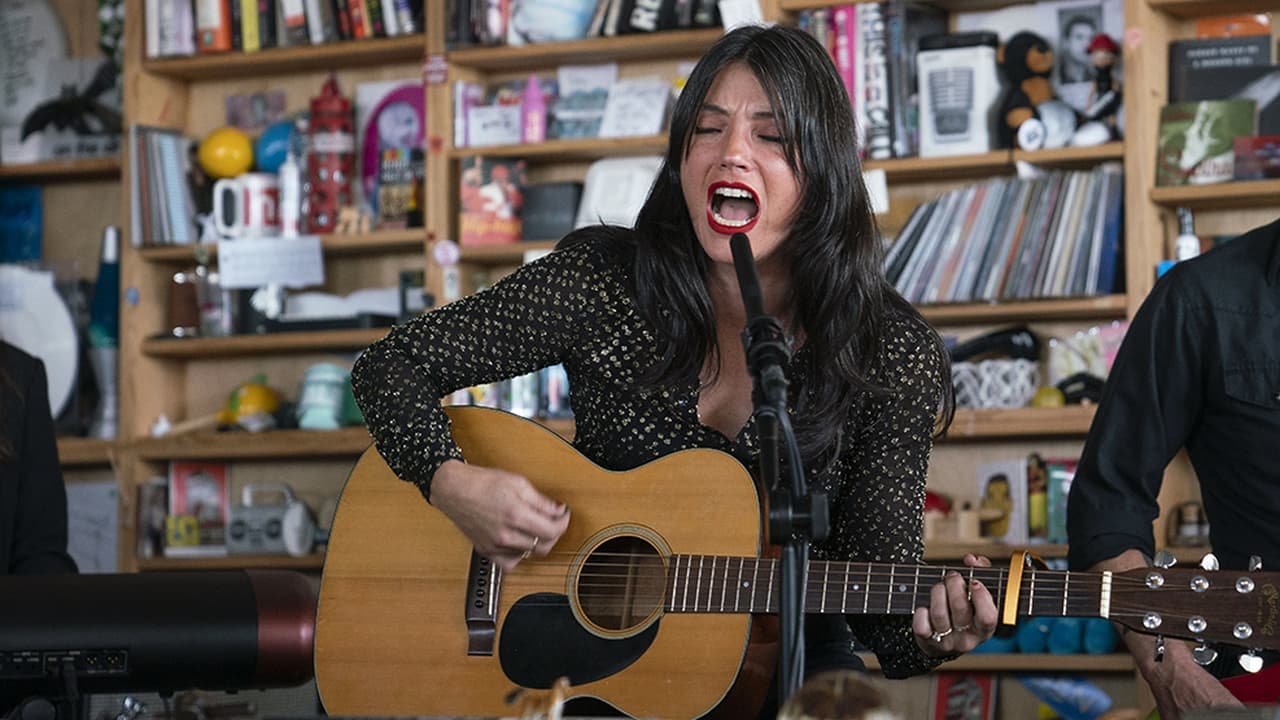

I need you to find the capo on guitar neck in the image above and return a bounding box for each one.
[1001,550,1049,632]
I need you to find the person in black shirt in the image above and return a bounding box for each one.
[353,24,998,715]
[0,340,78,575]
[1068,217,1280,717]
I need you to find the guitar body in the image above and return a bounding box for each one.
[315,406,764,719]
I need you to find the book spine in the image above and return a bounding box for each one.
[379,0,399,36]
[831,6,856,123]
[365,0,386,37]
[227,0,243,49]
[861,3,892,160]
[240,0,260,51]
[194,0,232,52]
[393,0,415,34]
[279,0,310,44]
[346,0,368,38]
[332,0,352,39]
[260,0,279,48]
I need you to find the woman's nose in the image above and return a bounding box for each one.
[719,124,751,169]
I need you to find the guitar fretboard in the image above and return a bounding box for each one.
[664,555,1105,620]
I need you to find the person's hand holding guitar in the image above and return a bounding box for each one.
[431,459,570,571]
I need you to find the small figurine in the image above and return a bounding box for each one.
[1072,33,1123,145]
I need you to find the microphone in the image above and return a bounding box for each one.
[729,233,791,404]
[729,232,767,322]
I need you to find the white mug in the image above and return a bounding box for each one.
[213,173,281,238]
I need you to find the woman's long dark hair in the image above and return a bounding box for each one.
[629,24,954,465]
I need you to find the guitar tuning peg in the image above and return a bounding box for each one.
[1239,650,1264,674]
[1154,635,1166,663]
[1153,550,1176,568]
[1199,553,1220,571]
[1192,642,1218,666]
[1249,555,1263,571]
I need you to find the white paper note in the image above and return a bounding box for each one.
[217,236,325,289]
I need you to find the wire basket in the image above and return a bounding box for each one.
[952,359,1039,409]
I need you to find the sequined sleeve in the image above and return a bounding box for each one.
[823,311,952,677]
[350,238,617,503]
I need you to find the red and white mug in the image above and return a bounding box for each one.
[213,172,281,238]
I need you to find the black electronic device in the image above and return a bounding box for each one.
[0,569,315,700]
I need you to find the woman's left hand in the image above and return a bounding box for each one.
[913,553,999,656]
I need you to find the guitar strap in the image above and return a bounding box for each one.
[1221,660,1280,703]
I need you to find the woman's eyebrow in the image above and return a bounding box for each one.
[700,103,777,121]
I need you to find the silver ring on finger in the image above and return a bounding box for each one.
[520,535,540,561]
[954,624,972,634]
[930,627,953,643]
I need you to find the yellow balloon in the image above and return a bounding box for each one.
[198,126,254,179]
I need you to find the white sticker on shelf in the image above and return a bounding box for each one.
[863,168,889,215]
[217,236,325,289]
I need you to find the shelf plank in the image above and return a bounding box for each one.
[780,0,1026,11]
[57,437,117,467]
[859,651,1134,673]
[1146,0,1279,18]
[448,28,723,70]
[138,553,325,571]
[943,405,1096,442]
[920,294,1127,325]
[143,35,426,80]
[452,135,668,161]
[135,427,372,460]
[137,229,425,263]
[865,142,1123,183]
[1150,179,1280,210]
[925,541,1069,562]
[0,157,121,183]
[459,240,558,263]
[142,329,387,358]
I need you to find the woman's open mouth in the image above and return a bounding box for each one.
[706,182,760,235]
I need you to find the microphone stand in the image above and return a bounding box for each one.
[728,234,828,708]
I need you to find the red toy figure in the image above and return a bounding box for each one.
[1084,34,1121,125]
[307,75,354,233]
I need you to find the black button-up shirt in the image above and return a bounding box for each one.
[1068,216,1280,572]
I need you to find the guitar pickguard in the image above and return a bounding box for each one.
[499,592,660,688]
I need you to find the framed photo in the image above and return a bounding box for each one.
[931,672,996,720]
[166,460,231,557]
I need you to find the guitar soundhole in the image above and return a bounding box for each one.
[576,536,666,634]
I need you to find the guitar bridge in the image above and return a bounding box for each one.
[465,551,502,656]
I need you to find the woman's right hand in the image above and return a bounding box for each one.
[429,459,570,571]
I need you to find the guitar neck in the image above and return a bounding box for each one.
[665,556,1105,620]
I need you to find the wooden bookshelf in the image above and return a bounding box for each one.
[450,134,668,161]
[925,541,1069,562]
[142,34,426,80]
[447,28,723,70]
[1150,179,1280,210]
[137,553,325,571]
[459,240,558,263]
[137,229,425,263]
[865,142,1123,183]
[141,328,387,358]
[943,405,1096,442]
[1147,0,1278,18]
[0,157,121,183]
[920,294,1127,325]
[57,437,117,467]
[135,427,372,460]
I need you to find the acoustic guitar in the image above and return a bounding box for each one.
[315,406,1280,719]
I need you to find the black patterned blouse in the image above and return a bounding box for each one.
[351,230,950,678]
